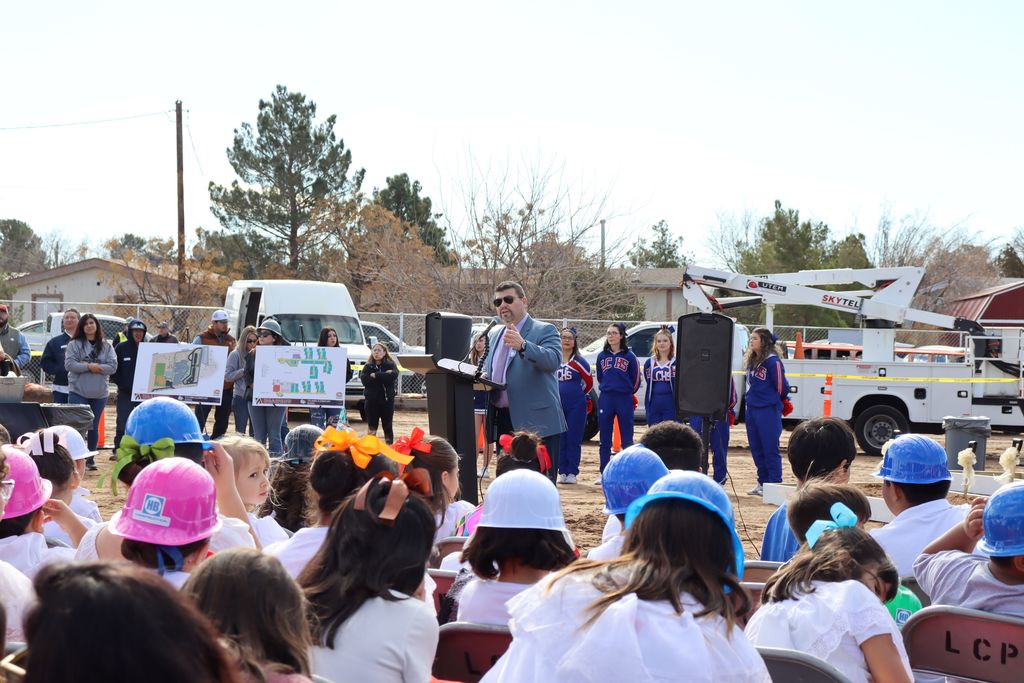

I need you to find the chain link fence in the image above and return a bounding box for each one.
[10,299,976,394]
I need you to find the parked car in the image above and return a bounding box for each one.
[361,321,425,355]
[18,313,144,351]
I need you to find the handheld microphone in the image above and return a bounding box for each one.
[476,317,501,377]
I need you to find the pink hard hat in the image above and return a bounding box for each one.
[2,445,53,520]
[109,457,222,546]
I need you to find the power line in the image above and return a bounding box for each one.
[185,110,205,178]
[0,110,170,131]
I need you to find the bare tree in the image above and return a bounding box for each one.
[871,208,999,312]
[441,153,641,319]
[708,210,758,270]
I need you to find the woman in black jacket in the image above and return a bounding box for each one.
[360,342,398,443]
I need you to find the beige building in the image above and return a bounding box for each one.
[624,267,692,320]
[6,258,176,319]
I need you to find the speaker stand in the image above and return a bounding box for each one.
[698,417,712,475]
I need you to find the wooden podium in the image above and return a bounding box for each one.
[398,355,503,505]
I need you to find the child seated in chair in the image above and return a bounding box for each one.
[914,482,1024,618]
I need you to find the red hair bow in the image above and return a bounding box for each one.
[393,427,431,456]
[497,434,551,473]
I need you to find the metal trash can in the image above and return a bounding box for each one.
[942,416,991,471]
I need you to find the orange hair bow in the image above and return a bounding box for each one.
[313,426,414,469]
[393,427,431,456]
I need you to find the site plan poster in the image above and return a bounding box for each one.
[131,343,229,405]
[252,346,348,407]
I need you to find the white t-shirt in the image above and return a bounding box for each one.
[483,570,770,683]
[439,551,469,572]
[0,559,33,642]
[73,513,256,563]
[587,534,625,561]
[744,580,912,683]
[0,533,76,579]
[70,489,102,523]
[157,569,192,590]
[870,498,968,576]
[435,500,477,544]
[248,512,290,547]
[264,526,329,579]
[311,590,439,683]
[43,512,98,548]
[457,579,534,626]
[601,514,623,543]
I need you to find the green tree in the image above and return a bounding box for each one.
[829,233,872,269]
[209,85,364,274]
[373,174,452,264]
[628,220,686,268]
[732,201,861,327]
[0,219,47,273]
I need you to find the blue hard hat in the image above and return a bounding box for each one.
[601,445,670,515]
[125,397,208,445]
[625,470,744,579]
[977,482,1024,557]
[281,424,323,463]
[872,434,951,484]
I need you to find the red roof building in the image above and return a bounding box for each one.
[947,280,1024,326]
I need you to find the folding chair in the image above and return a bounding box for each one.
[900,575,930,607]
[431,535,468,568]
[432,622,512,683]
[902,605,1024,683]
[745,560,782,583]
[428,568,457,614]
[756,647,853,683]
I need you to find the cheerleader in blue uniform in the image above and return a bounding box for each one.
[744,327,791,496]
[556,327,593,485]
[596,323,640,475]
[642,326,676,426]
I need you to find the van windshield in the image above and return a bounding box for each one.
[270,315,362,345]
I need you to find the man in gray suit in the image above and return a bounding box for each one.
[484,281,567,482]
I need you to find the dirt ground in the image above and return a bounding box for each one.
[84,406,1018,559]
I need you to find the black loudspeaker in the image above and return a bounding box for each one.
[676,313,735,421]
[425,312,473,365]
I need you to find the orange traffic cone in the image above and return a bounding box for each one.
[478,422,486,451]
[612,417,622,453]
[97,410,106,448]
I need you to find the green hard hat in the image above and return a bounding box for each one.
[886,584,922,627]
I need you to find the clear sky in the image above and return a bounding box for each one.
[2,1,1021,264]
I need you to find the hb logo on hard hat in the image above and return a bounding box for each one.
[133,493,172,527]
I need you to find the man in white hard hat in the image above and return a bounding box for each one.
[191,310,236,439]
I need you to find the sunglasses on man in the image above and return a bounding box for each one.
[493,295,517,307]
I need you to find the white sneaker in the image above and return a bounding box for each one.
[556,473,567,484]
[747,484,763,497]
[564,474,577,485]
[594,476,602,486]
[478,466,489,479]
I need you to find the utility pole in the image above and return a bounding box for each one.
[600,219,606,271]
[175,100,185,301]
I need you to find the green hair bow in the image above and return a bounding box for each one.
[103,435,176,494]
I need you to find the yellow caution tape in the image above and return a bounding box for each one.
[732,370,1018,384]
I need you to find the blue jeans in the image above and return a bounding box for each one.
[249,404,285,455]
[69,392,108,451]
[51,391,69,404]
[310,406,343,429]
[232,394,252,435]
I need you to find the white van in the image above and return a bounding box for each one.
[224,280,370,416]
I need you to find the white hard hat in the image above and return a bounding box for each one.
[46,425,97,460]
[211,310,229,322]
[477,469,568,532]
